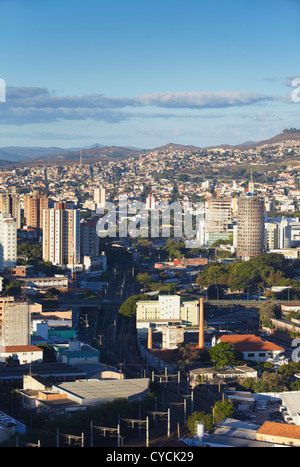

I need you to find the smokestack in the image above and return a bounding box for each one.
[199,298,204,349]
[148,326,152,350]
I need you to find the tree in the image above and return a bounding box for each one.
[259,301,281,327]
[208,342,236,369]
[136,273,152,289]
[213,401,235,425]
[171,343,202,370]
[5,280,23,297]
[187,411,213,436]
[118,294,149,318]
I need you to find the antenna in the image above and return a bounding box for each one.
[80,150,83,167]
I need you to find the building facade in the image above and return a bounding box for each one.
[24,191,48,230]
[0,301,30,347]
[0,193,21,229]
[136,295,199,333]
[0,213,17,272]
[236,194,265,260]
[43,203,81,266]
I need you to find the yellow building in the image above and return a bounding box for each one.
[136,295,199,334]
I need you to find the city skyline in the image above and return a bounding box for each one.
[0,0,299,149]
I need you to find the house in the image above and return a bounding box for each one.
[212,334,288,366]
[0,345,43,365]
[189,365,257,388]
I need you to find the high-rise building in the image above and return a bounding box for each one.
[43,203,81,266]
[236,194,265,260]
[205,198,233,246]
[0,300,30,347]
[80,217,100,259]
[0,213,17,272]
[94,185,106,207]
[0,193,21,229]
[24,191,48,230]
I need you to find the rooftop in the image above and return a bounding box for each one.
[218,334,284,352]
[257,421,300,440]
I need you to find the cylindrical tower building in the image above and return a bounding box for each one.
[236,194,265,260]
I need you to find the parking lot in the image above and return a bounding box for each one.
[236,399,284,425]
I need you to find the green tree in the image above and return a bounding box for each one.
[208,342,236,369]
[136,273,152,289]
[259,301,281,327]
[118,294,149,318]
[213,401,235,424]
[187,411,214,436]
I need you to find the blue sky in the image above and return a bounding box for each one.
[0,0,299,149]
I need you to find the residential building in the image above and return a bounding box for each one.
[43,202,81,266]
[212,334,287,366]
[0,345,43,365]
[0,213,17,272]
[205,198,233,246]
[24,191,48,230]
[94,185,106,207]
[0,193,21,229]
[236,194,265,260]
[80,217,100,259]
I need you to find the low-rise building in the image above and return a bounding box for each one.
[212,334,287,366]
[0,345,43,365]
[257,421,300,447]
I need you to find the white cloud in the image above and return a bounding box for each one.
[0,86,279,125]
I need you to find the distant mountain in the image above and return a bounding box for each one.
[154,142,202,152]
[1,129,300,168]
[0,146,73,162]
[15,145,145,167]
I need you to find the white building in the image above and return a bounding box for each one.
[213,334,288,367]
[0,213,17,272]
[136,295,199,334]
[43,204,81,267]
[94,186,106,207]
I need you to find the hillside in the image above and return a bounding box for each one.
[1,129,300,168]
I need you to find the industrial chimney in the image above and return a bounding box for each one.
[147,326,153,350]
[198,298,204,349]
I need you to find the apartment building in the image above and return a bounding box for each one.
[0,213,17,272]
[236,194,265,260]
[24,191,48,230]
[205,198,233,246]
[0,193,21,229]
[43,202,81,267]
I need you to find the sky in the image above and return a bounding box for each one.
[0,0,299,149]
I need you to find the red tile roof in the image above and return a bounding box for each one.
[1,345,43,353]
[218,334,284,352]
[257,421,300,440]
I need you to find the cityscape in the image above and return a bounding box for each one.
[0,0,300,455]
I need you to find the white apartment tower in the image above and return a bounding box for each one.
[94,185,106,207]
[0,213,17,272]
[43,203,81,266]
